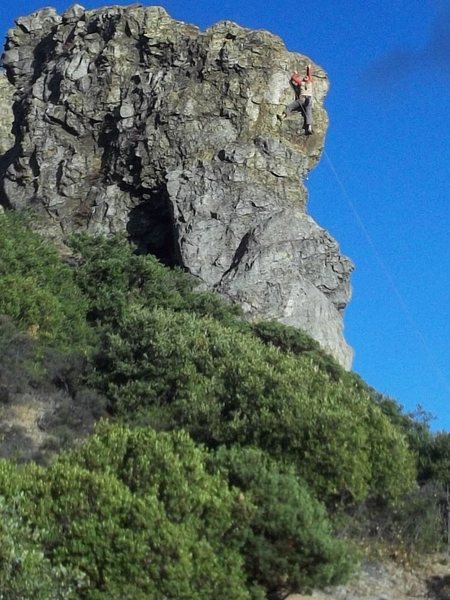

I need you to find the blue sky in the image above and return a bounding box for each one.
[1,0,449,430]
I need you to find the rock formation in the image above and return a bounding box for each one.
[0,75,14,156]
[0,4,354,367]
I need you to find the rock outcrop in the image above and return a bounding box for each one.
[0,4,354,367]
[0,75,14,156]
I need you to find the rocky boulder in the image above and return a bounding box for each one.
[0,4,354,367]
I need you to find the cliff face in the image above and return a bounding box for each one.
[0,4,354,368]
[0,75,14,156]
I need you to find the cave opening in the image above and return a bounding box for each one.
[126,186,182,267]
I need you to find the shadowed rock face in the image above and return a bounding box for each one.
[0,4,354,367]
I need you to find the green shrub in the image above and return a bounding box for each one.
[0,461,79,598]
[369,393,434,474]
[70,233,242,328]
[0,213,91,351]
[0,316,36,397]
[423,432,450,486]
[210,446,355,596]
[0,423,252,599]
[70,233,185,325]
[393,483,447,552]
[250,320,345,381]
[0,496,76,599]
[340,482,446,555]
[92,306,416,505]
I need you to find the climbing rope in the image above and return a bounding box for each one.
[323,149,450,401]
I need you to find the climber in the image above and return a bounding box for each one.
[279,64,314,135]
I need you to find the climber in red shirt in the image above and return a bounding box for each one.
[279,64,314,135]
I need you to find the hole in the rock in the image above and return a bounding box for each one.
[127,186,181,267]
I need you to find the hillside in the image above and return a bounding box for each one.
[0,211,449,598]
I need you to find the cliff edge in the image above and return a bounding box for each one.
[0,4,354,367]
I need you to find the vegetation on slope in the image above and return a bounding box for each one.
[0,213,449,598]
[0,214,92,352]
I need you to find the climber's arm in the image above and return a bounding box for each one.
[290,71,303,86]
[291,65,313,86]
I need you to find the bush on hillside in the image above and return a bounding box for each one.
[370,393,434,474]
[340,481,447,554]
[0,213,91,351]
[422,432,450,486]
[92,306,416,505]
[70,233,243,328]
[250,320,345,381]
[0,491,77,599]
[209,446,355,596]
[0,423,254,599]
[70,233,189,325]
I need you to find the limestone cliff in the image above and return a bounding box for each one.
[0,4,354,367]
